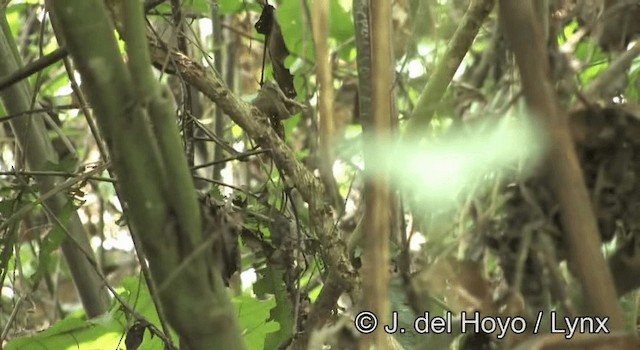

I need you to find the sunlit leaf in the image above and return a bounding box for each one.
[4,312,124,350]
[253,267,293,349]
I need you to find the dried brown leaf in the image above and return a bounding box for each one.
[255,4,297,98]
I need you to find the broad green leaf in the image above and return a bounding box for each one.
[119,277,163,326]
[218,0,243,14]
[4,311,124,350]
[559,19,579,46]
[253,267,294,350]
[233,293,279,350]
[574,40,605,63]
[218,0,261,15]
[328,0,354,44]
[579,61,608,86]
[276,0,354,63]
[184,0,208,15]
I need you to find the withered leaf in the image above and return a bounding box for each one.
[254,4,274,35]
[255,4,297,99]
[125,322,146,350]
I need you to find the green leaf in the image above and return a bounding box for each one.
[253,267,294,350]
[276,0,354,62]
[283,112,302,136]
[119,277,163,325]
[574,40,605,64]
[218,1,243,14]
[156,0,206,16]
[207,185,225,202]
[0,198,16,218]
[328,0,354,43]
[117,277,176,349]
[4,311,124,350]
[233,293,280,350]
[184,0,208,15]
[32,199,76,284]
[218,0,259,15]
[275,1,309,60]
[579,61,608,86]
[558,19,579,46]
[43,152,78,173]
[624,59,640,101]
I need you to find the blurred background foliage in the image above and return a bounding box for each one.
[1,0,640,349]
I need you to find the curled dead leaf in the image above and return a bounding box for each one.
[255,4,297,98]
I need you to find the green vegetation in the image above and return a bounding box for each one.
[2,0,640,349]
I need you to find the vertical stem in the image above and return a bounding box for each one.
[310,0,342,212]
[170,0,195,167]
[212,5,226,181]
[361,0,393,348]
[499,0,624,332]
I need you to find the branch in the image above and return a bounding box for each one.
[147,38,356,342]
[361,0,394,348]
[311,0,342,212]
[48,0,246,348]
[403,0,494,138]
[0,47,67,92]
[499,0,625,331]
